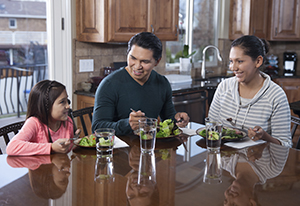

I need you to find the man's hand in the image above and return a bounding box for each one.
[129,109,145,131]
[175,112,190,128]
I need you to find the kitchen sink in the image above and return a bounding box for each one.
[197,76,228,87]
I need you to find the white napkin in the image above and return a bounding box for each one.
[224,139,265,149]
[114,136,129,148]
[180,127,197,136]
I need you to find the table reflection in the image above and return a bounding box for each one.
[126,147,159,206]
[221,143,289,205]
[7,154,71,199]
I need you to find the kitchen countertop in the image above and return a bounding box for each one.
[75,74,300,97]
[75,78,221,97]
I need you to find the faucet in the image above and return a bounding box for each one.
[201,45,223,79]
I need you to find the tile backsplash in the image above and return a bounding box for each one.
[73,39,167,93]
[73,38,300,93]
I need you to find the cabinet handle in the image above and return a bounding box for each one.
[175,25,178,36]
[253,27,255,35]
[275,28,278,36]
[151,25,154,33]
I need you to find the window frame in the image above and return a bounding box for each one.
[9,18,17,29]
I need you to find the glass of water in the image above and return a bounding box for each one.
[205,117,223,152]
[138,118,157,153]
[95,128,115,157]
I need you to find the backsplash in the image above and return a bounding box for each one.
[73,38,300,93]
[72,39,166,93]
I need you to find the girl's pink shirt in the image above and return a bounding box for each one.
[6,116,74,156]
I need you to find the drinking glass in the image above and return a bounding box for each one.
[95,128,115,157]
[203,150,222,184]
[94,155,115,184]
[138,151,156,186]
[138,118,157,153]
[205,117,223,151]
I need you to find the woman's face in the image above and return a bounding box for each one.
[229,46,262,84]
[50,89,70,122]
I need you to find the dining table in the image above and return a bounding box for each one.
[0,122,300,206]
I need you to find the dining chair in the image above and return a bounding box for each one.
[0,121,25,154]
[291,115,300,149]
[69,107,94,137]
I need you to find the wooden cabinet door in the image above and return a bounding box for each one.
[76,0,179,43]
[229,0,268,40]
[249,0,269,38]
[269,0,300,40]
[149,0,179,41]
[273,78,300,103]
[76,0,106,42]
[107,0,149,42]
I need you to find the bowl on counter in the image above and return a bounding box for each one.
[81,81,92,92]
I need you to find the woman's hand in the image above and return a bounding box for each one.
[129,110,145,131]
[51,138,71,154]
[246,143,267,162]
[248,126,281,145]
[175,112,190,128]
[248,126,264,141]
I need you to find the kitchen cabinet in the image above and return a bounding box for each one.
[229,0,269,40]
[76,0,179,43]
[273,77,300,114]
[268,0,300,40]
[76,94,94,137]
[273,77,300,146]
[172,90,207,124]
[229,0,300,41]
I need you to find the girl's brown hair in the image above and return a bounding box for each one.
[26,80,66,125]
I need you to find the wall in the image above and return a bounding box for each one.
[72,40,167,93]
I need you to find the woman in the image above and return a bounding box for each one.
[208,35,292,147]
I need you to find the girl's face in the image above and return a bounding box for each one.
[126,45,160,85]
[50,89,70,122]
[229,46,263,84]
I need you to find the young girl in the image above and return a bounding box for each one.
[6,80,78,155]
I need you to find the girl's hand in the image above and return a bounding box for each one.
[51,138,71,154]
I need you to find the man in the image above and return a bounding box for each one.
[92,32,189,135]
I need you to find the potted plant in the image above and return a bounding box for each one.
[178,44,196,73]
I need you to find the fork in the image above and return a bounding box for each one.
[225,118,259,134]
[60,133,80,145]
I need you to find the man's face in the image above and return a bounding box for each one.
[126,45,160,85]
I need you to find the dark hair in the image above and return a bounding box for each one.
[127,32,162,62]
[29,163,68,199]
[231,35,269,66]
[26,80,66,126]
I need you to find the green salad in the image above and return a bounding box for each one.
[79,134,96,146]
[199,127,243,140]
[156,119,181,138]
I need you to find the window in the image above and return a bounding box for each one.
[9,18,16,29]
[166,0,220,69]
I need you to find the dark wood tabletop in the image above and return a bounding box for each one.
[1,128,300,206]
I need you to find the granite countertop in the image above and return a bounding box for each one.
[74,75,300,97]
[75,79,219,97]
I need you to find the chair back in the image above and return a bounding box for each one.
[69,107,94,137]
[291,115,300,149]
[0,121,24,154]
